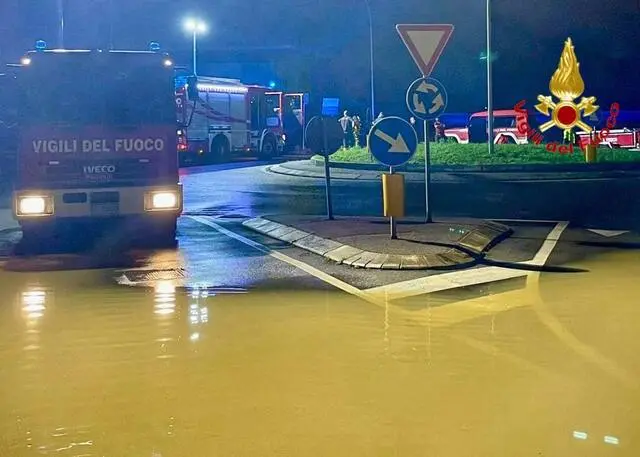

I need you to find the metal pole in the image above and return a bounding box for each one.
[109,0,114,49]
[389,166,397,239]
[56,0,65,48]
[486,0,494,154]
[322,117,334,220]
[424,120,432,223]
[365,0,375,121]
[192,31,198,76]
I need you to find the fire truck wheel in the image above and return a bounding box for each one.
[259,136,277,159]
[210,136,230,163]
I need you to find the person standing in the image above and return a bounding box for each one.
[434,117,446,143]
[352,115,362,148]
[339,110,354,149]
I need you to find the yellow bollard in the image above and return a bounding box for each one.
[382,173,405,218]
[585,143,597,163]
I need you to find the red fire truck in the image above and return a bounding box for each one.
[576,129,640,150]
[12,43,182,248]
[175,74,306,165]
[444,109,531,144]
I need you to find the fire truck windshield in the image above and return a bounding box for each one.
[20,54,174,127]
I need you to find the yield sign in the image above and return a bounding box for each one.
[396,24,454,76]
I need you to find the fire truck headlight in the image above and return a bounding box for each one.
[145,191,180,211]
[16,195,54,216]
[21,57,32,66]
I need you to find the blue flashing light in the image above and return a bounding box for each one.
[35,40,47,51]
[149,42,161,52]
[268,80,276,89]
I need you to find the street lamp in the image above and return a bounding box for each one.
[184,18,207,76]
[364,0,375,124]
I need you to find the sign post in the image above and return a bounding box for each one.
[397,24,454,223]
[405,77,448,223]
[304,115,343,220]
[368,117,418,239]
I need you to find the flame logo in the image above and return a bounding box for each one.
[549,38,585,101]
[535,37,597,135]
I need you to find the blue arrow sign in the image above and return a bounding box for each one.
[406,77,448,121]
[368,117,418,167]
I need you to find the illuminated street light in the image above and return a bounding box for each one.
[183,18,207,76]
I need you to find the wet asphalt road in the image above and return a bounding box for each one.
[182,162,640,230]
[1,163,640,455]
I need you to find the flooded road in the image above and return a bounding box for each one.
[1,243,639,456]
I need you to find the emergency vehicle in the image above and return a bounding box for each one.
[576,129,640,150]
[12,42,182,248]
[444,109,533,144]
[175,73,307,165]
[0,67,19,180]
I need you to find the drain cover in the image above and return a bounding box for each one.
[120,268,187,283]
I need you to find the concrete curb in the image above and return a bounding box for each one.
[310,157,640,173]
[242,217,513,270]
[266,161,640,182]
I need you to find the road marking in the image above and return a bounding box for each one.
[365,266,528,301]
[586,229,629,237]
[365,221,569,302]
[188,216,384,306]
[491,218,560,223]
[523,221,569,266]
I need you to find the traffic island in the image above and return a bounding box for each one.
[242,216,513,270]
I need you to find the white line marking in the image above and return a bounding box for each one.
[188,216,382,306]
[365,220,569,300]
[491,218,560,223]
[523,221,569,266]
[365,266,528,300]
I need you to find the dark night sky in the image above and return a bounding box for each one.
[2,0,639,117]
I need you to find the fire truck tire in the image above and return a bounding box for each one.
[259,136,277,159]
[210,136,230,163]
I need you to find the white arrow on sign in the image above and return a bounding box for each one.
[587,229,629,237]
[396,24,454,77]
[374,129,410,153]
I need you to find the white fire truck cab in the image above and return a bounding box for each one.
[175,75,306,164]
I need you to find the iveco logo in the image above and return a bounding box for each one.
[84,165,116,174]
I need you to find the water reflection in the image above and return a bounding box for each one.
[153,280,176,316]
[21,288,46,322]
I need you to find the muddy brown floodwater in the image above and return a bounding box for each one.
[0,250,639,456]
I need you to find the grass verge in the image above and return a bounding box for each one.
[313,143,640,166]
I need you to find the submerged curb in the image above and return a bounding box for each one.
[242,217,513,270]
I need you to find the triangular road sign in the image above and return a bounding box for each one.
[587,229,629,237]
[396,24,454,77]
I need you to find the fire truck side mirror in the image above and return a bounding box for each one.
[186,76,198,101]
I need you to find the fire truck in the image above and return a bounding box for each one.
[445,108,640,149]
[444,109,533,144]
[175,73,307,165]
[11,42,182,248]
[576,112,640,150]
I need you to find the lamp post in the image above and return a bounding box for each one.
[486,0,494,154]
[184,18,206,76]
[56,0,65,48]
[364,0,375,124]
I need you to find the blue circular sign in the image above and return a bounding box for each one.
[368,116,418,167]
[406,77,448,121]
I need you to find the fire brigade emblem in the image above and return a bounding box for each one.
[535,38,598,136]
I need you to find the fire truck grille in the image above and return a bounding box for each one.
[42,158,159,182]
